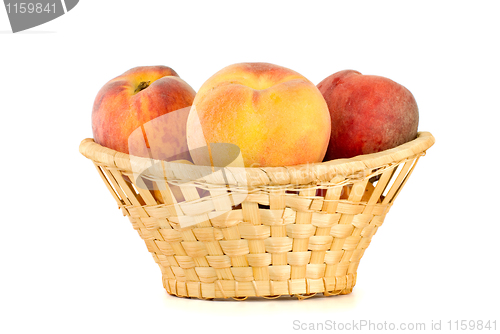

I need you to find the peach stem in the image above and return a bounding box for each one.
[134,81,151,93]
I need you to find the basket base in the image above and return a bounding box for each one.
[162,274,356,300]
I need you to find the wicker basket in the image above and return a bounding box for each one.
[79,131,434,300]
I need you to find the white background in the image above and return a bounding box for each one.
[1,1,499,333]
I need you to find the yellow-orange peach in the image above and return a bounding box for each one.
[186,62,331,167]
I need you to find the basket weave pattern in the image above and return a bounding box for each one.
[79,132,434,300]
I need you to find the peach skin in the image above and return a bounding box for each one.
[317,70,419,160]
[186,62,331,167]
[92,65,196,162]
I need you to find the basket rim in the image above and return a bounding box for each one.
[79,131,434,186]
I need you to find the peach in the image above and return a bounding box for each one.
[317,70,419,160]
[186,62,331,167]
[91,65,196,162]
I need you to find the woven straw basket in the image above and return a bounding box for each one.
[79,131,434,300]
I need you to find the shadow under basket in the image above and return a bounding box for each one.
[79,132,434,300]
